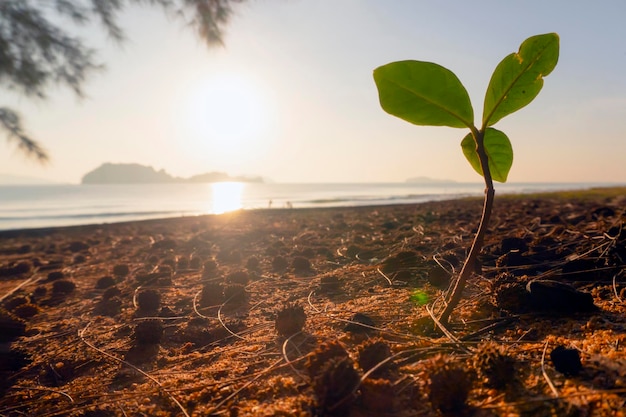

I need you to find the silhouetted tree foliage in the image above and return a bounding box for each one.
[0,0,245,161]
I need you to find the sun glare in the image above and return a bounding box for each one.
[210,182,244,214]
[185,74,271,156]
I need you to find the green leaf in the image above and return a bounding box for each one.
[461,128,513,182]
[373,60,474,128]
[410,290,430,306]
[482,33,559,127]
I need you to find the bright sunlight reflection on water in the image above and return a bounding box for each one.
[210,182,244,214]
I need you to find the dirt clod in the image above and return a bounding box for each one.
[136,288,161,312]
[134,319,164,345]
[550,345,583,376]
[274,303,306,336]
[425,354,472,414]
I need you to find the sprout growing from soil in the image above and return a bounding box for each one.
[374,33,559,324]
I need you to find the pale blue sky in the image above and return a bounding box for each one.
[2,0,626,184]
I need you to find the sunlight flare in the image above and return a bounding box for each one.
[185,73,271,156]
[210,182,244,214]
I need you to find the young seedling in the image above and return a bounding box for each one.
[374,33,559,325]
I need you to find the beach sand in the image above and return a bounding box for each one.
[1,189,626,416]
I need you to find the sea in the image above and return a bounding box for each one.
[0,182,619,231]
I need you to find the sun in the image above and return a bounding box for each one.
[209,181,244,214]
[184,73,270,156]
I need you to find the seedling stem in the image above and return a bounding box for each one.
[373,33,559,326]
[440,129,494,325]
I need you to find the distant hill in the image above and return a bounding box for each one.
[81,163,264,184]
[82,163,174,184]
[405,176,457,184]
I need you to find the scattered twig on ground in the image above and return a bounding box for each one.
[541,341,559,398]
[78,321,191,417]
[425,303,465,350]
[281,332,309,381]
[217,301,247,341]
[0,268,41,303]
[306,290,322,314]
[10,385,74,403]
[207,357,285,414]
[131,286,141,309]
[192,289,212,319]
[613,270,624,303]
[376,268,394,286]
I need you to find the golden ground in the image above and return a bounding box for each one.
[1,188,626,416]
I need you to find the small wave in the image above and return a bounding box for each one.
[0,209,200,222]
[307,197,354,204]
[304,193,472,205]
[306,195,406,204]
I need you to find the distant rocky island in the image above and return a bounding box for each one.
[81,163,264,184]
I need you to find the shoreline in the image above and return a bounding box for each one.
[2,182,621,233]
[2,185,624,237]
[0,201,460,238]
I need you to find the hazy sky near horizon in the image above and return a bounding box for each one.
[2,0,626,184]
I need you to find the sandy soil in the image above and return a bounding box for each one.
[1,189,626,416]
